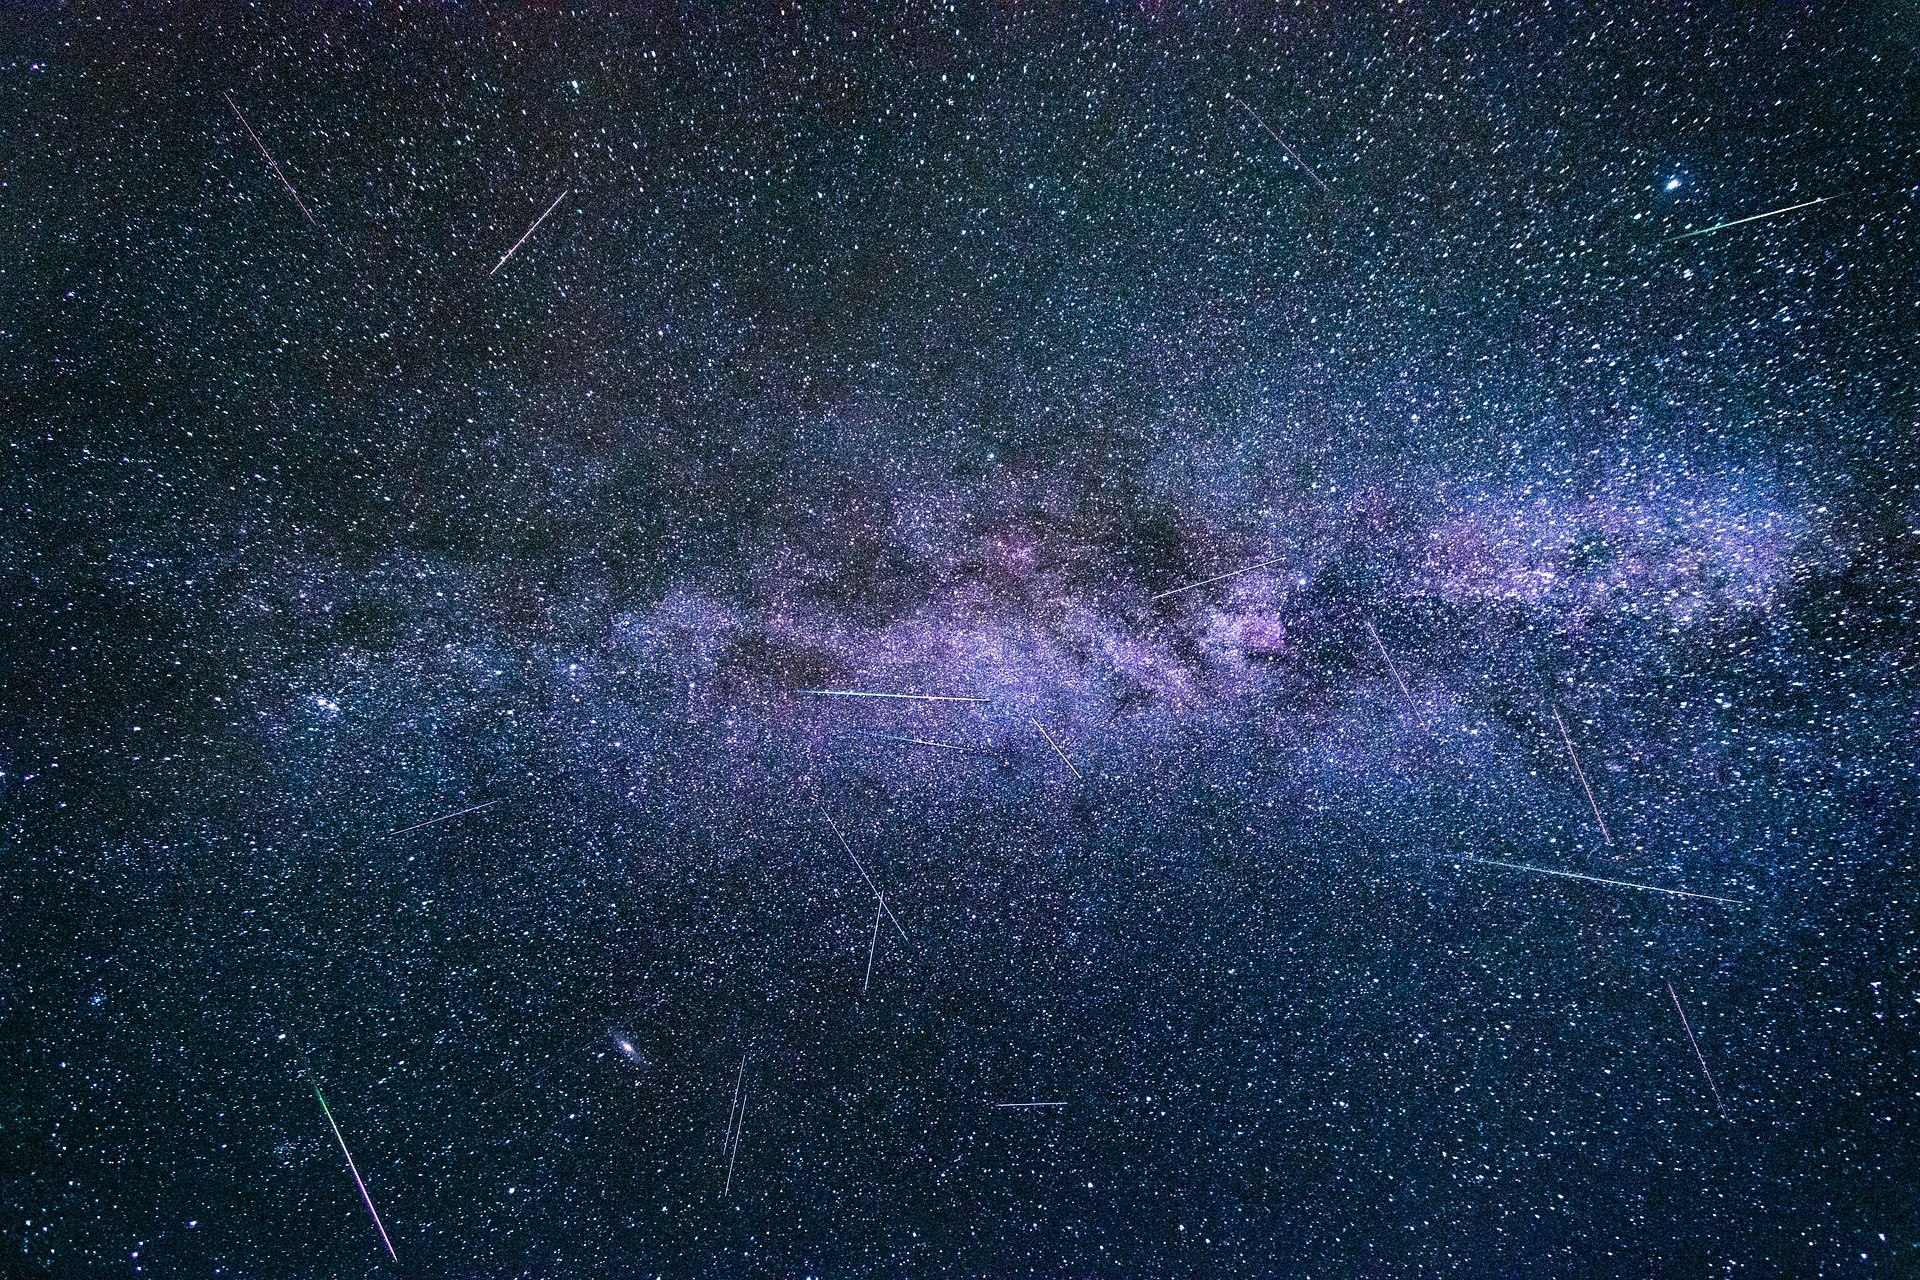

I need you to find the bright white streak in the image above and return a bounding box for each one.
[1429,854,1744,905]
[490,188,570,277]
[1552,705,1614,846]
[1224,92,1336,198]
[1029,717,1083,781]
[724,1093,746,1197]
[222,90,319,227]
[313,1085,398,1262]
[1149,553,1289,602]
[1364,619,1424,728]
[385,798,500,838]
[842,730,976,753]
[723,1053,746,1157]
[863,900,882,996]
[817,804,909,943]
[801,689,991,703]
[1666,195,1830,242]
[1667,979,1730,1121]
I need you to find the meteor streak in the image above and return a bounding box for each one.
[1225,92,1337,200]
[1665,195,1830,242]
[1666,979,1730,1121]
[817,803,909,943]
[1424,854,1744,905]
[801,689,991,703]
[1552,705,1613,846]
[863,900,882,996]
[723,1054,746,1157]
[1030,717,1083,781]
[992,1101,1068,1109]
[312,1083,398,1262]
[1364,619,1424,729]
[724,1093,747,1197]
[1149,553,1289,601]
[385,798,500,838]
[222,90,319,227]
[490,188,570,277]
[840,729,979,753]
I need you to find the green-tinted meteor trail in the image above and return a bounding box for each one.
[313,1083,399,1262]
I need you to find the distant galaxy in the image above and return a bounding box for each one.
[4,5,1917,1277]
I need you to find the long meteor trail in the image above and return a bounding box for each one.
[1224,92,1336,200]
[1364,619,1424,729]
[992,1101,1068,1109]
[817,803,909,943]
[724,1092,747,1197]
[1552,706,1614,846]
[1665,195,1830,242]
[1030,717,1083,781]
[222,90,319,227]
[490,188,570,276]
[1426,854,1744,906]
[312,1083,398,1262]
[1666,979,1730,1121]
[1150,553,1289,602]
[800,689,991,703]
[722,1053,746,1163]
[863,900,882,996]
[385,797,500,838]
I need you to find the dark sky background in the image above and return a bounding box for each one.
[4,3,1918,1276]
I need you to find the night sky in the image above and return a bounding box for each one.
[5,4,1919,1276]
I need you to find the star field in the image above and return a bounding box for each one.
[3,5,1918,1276]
